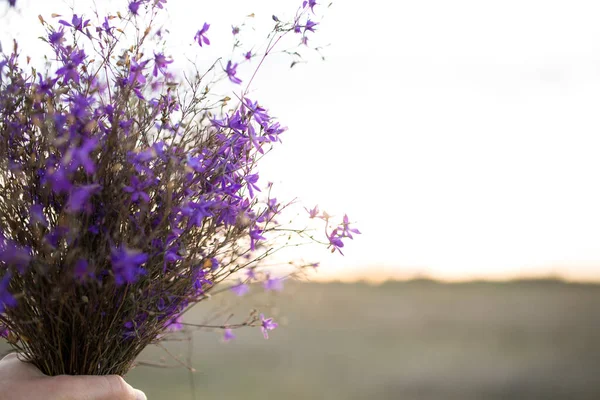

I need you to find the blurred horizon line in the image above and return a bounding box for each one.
[303,276,600,285]
[304,265,600,285]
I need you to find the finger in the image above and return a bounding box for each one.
[0,353,46,378]
[48,374,146,400]
[0,353,18,362]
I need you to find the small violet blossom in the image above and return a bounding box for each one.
[223,328,235,342]
[263,275,284,292]
[153,52,173,77]
[58,14,89,32]
[245,268,257,280]
[303,0,317,12]
[128,1,142,15]
[194,23,210,47]
[260,314,278,339]
[304,19,318,33]
[341,214,361,239]
[66,184,102,214]
[249,227,266,251]
[231,280,250,296]
[245,173,261,198]
[194,269,212,295]
[68,137,99,174]
[305,205,319,219]
[56,49,86,84]
[111,246,148,286]
[128,58,149,85]
[225,61,242,84]
[328,228,345,255]
[48,29,65,46]
[123,176,151,203]
[154,0,167,9]
[165,315,183,332]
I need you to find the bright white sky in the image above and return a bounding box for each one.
[2,0,600,281]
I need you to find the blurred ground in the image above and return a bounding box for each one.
[122,280,600,400]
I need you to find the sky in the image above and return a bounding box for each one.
[2,0,600,282]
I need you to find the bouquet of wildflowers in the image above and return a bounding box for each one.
[0,0,358,377]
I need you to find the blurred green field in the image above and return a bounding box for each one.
[121,280,600,400]
[1,280,598,399]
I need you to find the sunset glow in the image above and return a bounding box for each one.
[3,0,600,281]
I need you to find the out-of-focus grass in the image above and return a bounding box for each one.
[124,280,600,400]
[3,280,600,399]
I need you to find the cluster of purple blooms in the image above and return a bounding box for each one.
[0,0,358,375]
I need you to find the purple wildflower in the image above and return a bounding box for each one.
[263,275,284,292]
[56,49,86,84]
[59,14,89,31]
[70,137,99,174]
[245,173,261,198]
[128,58,149,85]
[165,315,183,332]
[305,205,319,219]
[36,74,57,97]
[128,1,142,15]
[227,111,248,132]
[66,184,102,213]
[231,279,250,296]
[154,0,167,9]
[244,51,252,60]
[8,0,16,7]
[303,0,317,12]
[68,93,95,120]
[194,23,210,47]
[110,246,148,286]
[244,98,270,125]
[225,61,242,84]
[304,19,318,33]
[260,314,278,339]
[153,52,173,77]
[232,26,240,35]
[0,323,9,338]
[223,328,235,342]
[123,176,151,203]
[187,199,214,227]
[245,268,257,280]
[45,166,72,193]
[249,227,266,251]
[163,245,183,270]
[123,313,149,339]
[194,269,212,295]
[48,29,65,46]
[328,228,345,255]
[97,17,115,37]
[341,214,361,239]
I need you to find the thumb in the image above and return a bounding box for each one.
[48,374,147,400]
